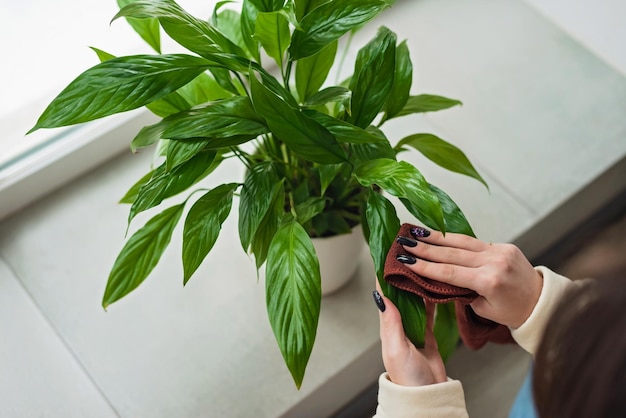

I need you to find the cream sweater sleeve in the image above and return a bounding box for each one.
[374,373,468,418]
[509,266,574,355]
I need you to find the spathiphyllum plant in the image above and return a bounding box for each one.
[28,0,487,388]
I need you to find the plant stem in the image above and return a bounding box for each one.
[335,31,355,85]
[280,142,294,182]
[280,142,298,216]
[284,60,293,93]
[233,71,249,97]
[339,211,361,222]
[230,147,251,169]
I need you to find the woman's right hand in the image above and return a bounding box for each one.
[397,226,543,328]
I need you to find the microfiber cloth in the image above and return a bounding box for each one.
[384,223,515,350]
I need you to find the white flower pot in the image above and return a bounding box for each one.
[312,224,364,296]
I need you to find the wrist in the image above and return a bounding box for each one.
[388,371,438,387]
[510,266,573,354]
[513,269,544,328]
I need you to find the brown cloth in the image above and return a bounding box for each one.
[384,223,515,350]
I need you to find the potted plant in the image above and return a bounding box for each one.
[28,0,487,388]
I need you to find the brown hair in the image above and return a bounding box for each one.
[533,276,626,417]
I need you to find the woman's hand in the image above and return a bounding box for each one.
[375,282,446,386]
[397,227,543,328]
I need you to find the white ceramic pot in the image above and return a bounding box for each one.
[312,224,364,296]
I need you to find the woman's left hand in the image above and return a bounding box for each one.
[375,281,447,386]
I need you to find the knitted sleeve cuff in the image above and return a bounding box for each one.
[510,266,573,355]
[374,373,469,418]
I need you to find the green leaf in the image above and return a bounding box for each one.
[304,110,386,145]
[156,138,171,157]
[241,0,261,61]
[178,72,233,104]
[117,0,161,53]
[360,195,371,242]
[208,67,241,95]
[396,133,488,188]
[347,126,396,164]
[431,184,475,236]
[394,94,462,118]
[291,179,311,205]
[364,191,399,281]
[350,141,396,164]
[266,220,321,388]
[254,11,291,68]
[365,191,426,347]
[89,46,116,62]
[355,159,444,232]
[151,96,268,143]
[311,210,352,236]
[214,9,249,58]
[381,40,412,123]
[250,183,284,269]
[29,54,213,132]
[289,0,389,60]
[303,87,351,107]
[103,203,184,308]
[238,162,281,251]
[295,40,337,102]
[131,123,166,152]
[212,1,236,24]
[165,139,210,170]
[293,0,328,21]
[249,0,285,12]
[119,169,155,204]
[318,164,343,195]
[294,197,326,225]
[113,0,246,59]
[129,151,217,223]
[182,183,238,284]
[145,72,233,119]
[249,75,346,164]
[146,91,192,118]
[433,302,460,362]
[250,62,299,106]
[391,288,427,348]
[349,26,396,128]
[401,183,475,237]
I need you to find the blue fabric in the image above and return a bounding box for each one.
[509,367,538,418]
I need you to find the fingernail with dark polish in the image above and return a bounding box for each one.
[396,236,418,247]
[410,226,431,238]
[396,254,417,264]
[372,290,386,312]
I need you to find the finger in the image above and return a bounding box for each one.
[399,239,482,268]
[410,226,490,252]
[423,302,447,383]
[423,301,439,352]
[469,295,492,320]
[424,300,435,330]
[375,287,406,346]
[405,257,486,294]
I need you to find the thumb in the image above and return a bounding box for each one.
[374,286,405,346]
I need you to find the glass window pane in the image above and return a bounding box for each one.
[0,0,217,170]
